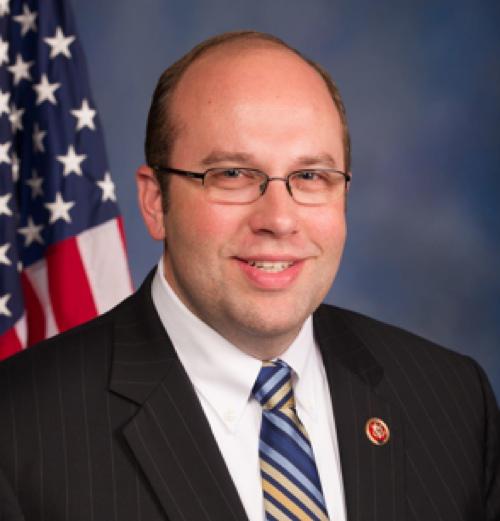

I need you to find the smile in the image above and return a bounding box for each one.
[247,260,295,272]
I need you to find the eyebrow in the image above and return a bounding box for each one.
[200,151,340,169]
[294,153,339,169]
[201,151,255,166]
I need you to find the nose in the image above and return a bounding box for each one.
[248,178,298,237]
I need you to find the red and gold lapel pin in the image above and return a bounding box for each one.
[365,417,390,446]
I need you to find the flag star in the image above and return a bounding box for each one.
[0,0,9,17]
[0,36,8,66]
[44,26,75,59]
[11,151,19,182]
[26,170,43,199]
[0,141,10,164]
[33,73,60,105]
[18,216,44,246]
[56,145,86,176]
[9,103,24,132]
[32,123,46,152]
[8,53,33,85]
[0,193,12,216]
[17,260,22,272]
[97,172,116,202]
[0,90,10,116]
[44,191,75,224]
[0,242,11,265]
[71,98,96,131]
[13,4,37,36]
[0,293,12,317]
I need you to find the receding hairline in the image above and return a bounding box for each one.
[169,35,333,110]
[145,30,351,194]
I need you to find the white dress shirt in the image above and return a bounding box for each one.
[151,259,347,521]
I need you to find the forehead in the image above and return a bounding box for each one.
[170,44,338,126]
[168,44,344,169]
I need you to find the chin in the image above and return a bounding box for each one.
[229,299,313,340]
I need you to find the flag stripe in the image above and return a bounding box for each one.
[77,219,131,314]
[24,258,59,339]
[0,326,22,361]
[47,237,98,332]
[14,315,27,349]
[21,271,45,345]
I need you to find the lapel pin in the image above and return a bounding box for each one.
[365,417,390,446]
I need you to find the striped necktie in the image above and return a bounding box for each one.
[252,360,329,521]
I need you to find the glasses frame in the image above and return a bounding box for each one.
[151,165,351,204]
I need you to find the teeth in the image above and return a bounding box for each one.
[247,260,294,272]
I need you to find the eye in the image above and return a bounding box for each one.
[296,170,319,181]
[221,168,243,178]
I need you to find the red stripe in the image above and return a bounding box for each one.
[21,272,46,346]
[46,236,98,332]
[0,327,22,361]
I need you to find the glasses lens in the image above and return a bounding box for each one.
[205,168,264,203]
[289,170,347,204]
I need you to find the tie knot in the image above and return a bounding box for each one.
[252,360,295,411]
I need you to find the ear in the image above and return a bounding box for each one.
[136,164,166,241]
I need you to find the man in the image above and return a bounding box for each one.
[0,31,498,521]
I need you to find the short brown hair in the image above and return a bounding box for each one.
[145,31,351,203]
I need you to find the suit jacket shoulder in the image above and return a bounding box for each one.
[313,303,500,521]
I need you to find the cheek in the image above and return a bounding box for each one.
[306,206,346,251]
[166,194,246,257]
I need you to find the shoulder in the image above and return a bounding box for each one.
[0,283,144,388]
[313,303,497,411]
[315,302,475,369]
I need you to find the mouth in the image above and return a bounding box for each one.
[235,257,304,289]
[246,260,295,272]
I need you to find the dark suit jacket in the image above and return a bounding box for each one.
[0,271,498,521]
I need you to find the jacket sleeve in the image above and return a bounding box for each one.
[473,360,500,521]
[0,467,24,521]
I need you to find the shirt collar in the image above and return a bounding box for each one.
[151,258,318,430]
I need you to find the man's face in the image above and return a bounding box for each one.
[158,46,347,356]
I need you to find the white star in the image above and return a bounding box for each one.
[0,141,10,164]
[32,123,46,152]
[0,242,11,265]
[0,36,8,66]
[17,260,22,272]
[18,216,44,246]
[13,4,37,36]
[26,170,43,199]
[71,98,96,131]
[97,172,116,202]
[0,0,9,17]
[11,151,19,182]
[33,73,60,105]
[44,26,75,59]
[0,90,10,116]
[8,53,33,85]
[44,191,75,224]
[56,145,86,176]
[0,193,12,216]
[9,103,24,132]
[0,293,12,317]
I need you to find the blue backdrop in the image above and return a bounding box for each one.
[70,0,500,399]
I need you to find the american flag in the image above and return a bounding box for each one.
[0,0,132,359]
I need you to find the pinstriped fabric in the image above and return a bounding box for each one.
[0,274,498,521]
[252,360,329,521]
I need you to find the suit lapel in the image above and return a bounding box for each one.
[314,306,406,521]
[109,271,248,521]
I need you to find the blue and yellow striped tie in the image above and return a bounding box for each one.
[252,360,329,521]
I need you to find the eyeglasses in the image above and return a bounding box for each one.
[152,166,351,205]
